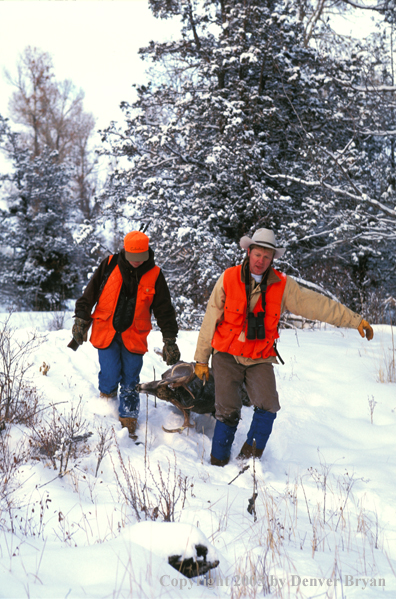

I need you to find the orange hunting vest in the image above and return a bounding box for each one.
[212,265,287,359]
[90,262,160,353]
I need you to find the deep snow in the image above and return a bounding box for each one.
[0,311,395,598]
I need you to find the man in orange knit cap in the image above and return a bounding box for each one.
[72,231,180,438]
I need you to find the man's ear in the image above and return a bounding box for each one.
[247,248,251,257]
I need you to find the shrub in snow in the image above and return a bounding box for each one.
[0,314,43,427]
[29,400,92,476]
[112,446,192,523]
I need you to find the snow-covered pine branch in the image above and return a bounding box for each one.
[262,170,396,219]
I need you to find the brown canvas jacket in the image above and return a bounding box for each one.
[194,263,362,366]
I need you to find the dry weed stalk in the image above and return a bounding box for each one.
[376,325,396,383]
[225,462,385,598]
[148,458,189,522]
[0,431,29,532]
[356,496,383,554]
[335,471,356,532]
[0,314,44,425]
[94,424,113,477]
[39,362,50,376]
[255,482,290,564]
[20,490,52,539]
[47,310,66,331]
[29,399,91,476]
[367,395,377,424]
[231,552,272,597]
[111,435,191,523]
[308,450,332,524]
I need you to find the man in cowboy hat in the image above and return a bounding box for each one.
[194,228,373,466]
[72,231,180,438]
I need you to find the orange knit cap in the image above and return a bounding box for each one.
[124,231,149,262]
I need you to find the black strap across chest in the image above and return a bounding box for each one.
[243,262,285,364]
[96,253,119,303]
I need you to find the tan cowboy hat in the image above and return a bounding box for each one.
[240,228,286,259]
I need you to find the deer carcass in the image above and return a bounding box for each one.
[137,361,250,433]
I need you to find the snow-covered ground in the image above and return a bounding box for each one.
[0,312,395,598]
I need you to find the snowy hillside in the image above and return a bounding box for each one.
[0,312,395,598]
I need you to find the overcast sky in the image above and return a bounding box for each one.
[0,0,178,131]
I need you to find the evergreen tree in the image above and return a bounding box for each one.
[0,116,80,310]
[100,0,395,323]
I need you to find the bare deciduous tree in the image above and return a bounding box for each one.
[5,46,97,218]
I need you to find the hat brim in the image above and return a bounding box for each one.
[240,236,286,260]
[125,250,149,262]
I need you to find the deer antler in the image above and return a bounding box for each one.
[162,398,195,434]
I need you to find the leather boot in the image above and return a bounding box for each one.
[100,390,117,400]
[119,417,138,439]
[237,441,264,460]
[210,454,230,467]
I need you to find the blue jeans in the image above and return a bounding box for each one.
[98,333,143,418]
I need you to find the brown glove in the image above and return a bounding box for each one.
[195,362,209,384]
[357,319,374,341]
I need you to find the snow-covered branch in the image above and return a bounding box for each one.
[360,129,396,137]
[334,78,396,93]
[262,170,396,218]
[340,0,388,11]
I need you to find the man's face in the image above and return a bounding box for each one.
[248,246,274,276]
[127,258,144,269]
